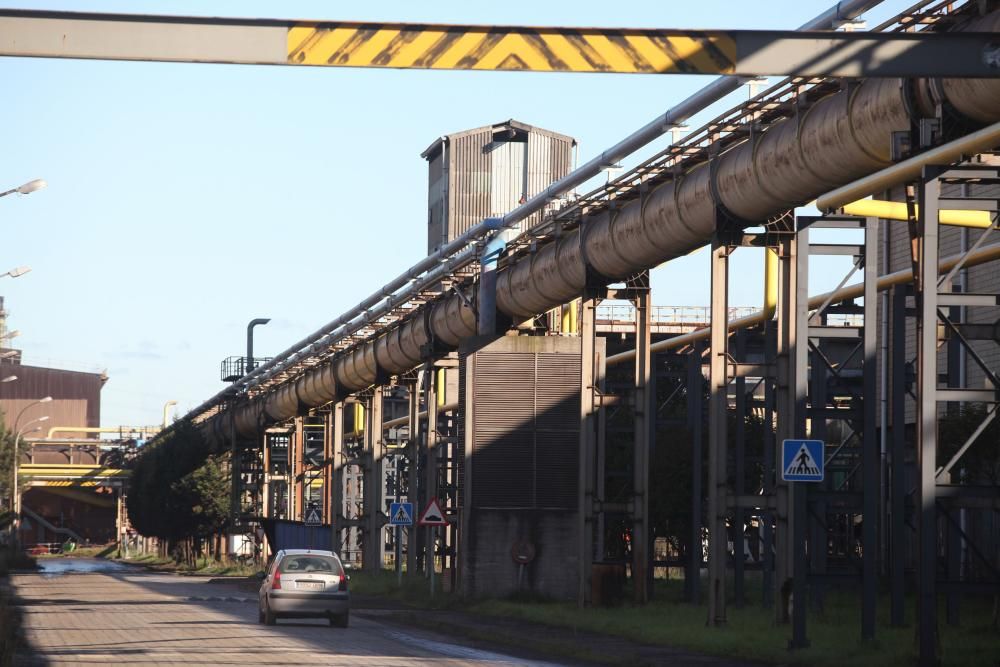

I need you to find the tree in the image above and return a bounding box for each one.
[127,420,230,562]
[0,411,21,515]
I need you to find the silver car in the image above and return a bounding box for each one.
[258,549,350,627]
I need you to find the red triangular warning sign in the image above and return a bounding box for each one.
[418,498,448,526]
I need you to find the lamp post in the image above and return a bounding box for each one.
[246,318,270,375]
[9,397,52,543]
[0,267,29,279]
[0,179,46,199]
[162,400,177,428]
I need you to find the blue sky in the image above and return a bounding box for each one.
[1,1,895,427]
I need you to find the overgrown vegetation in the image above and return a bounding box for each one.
[127,420,231,565]
[0,410,23,507]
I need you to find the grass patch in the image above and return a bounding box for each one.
[467,578,999,667]
[347,569,463,609]
[346,569,998,666]
[121,553,258,577]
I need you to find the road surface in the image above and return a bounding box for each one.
[10,559,563,666]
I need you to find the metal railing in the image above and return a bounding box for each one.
[596,304,758,325]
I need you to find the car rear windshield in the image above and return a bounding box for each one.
[278,555,344,575]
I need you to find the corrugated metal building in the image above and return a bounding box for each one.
[422,119,576,254]
[0,363,105,435]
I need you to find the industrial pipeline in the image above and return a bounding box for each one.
[207,6,1000,441]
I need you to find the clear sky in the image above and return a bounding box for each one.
[1,1,897,427]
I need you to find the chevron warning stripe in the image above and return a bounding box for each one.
[287,24,736,74]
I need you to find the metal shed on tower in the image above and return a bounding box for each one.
[422,119,577,254]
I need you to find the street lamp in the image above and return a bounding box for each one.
[162,400,177,428]
[11,418,47,532]
[0,267,30,279]
[8,398,51,543]
[0,179,47,198]
[246,318,270,375]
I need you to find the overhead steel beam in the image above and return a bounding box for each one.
[2,10,998,77]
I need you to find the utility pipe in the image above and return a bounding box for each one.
[173,0,886,428]
[605,241,1000,367]
[381,401,461,432]
[764,249,779,321]
[840,199,994,228]
[817,120,1000,211]
[46,426,160,439]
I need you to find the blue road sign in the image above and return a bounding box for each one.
[781,439,825,482]
[303,506,323,526]
[389,502,413,526]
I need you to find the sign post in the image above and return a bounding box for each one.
[304,502,322,550]
[389,502,414,587]
[780,439,825,649]
[418,499,449,599]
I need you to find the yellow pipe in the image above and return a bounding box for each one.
[560,299,580,334]
[353,403,365,433]
[841,199,993,229]
[764,248,779,321]
[436,368,446,407]
[606,241,1000,367]
[817,120,1000,211]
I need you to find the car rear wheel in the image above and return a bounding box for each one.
[264,601,277,626]
[329,611,349,628]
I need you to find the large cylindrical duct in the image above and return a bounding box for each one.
[211,8,1000,438]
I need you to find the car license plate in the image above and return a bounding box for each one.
[297,581,324,590]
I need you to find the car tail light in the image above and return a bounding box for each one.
[271,571,282,590]
[338,574,348,592]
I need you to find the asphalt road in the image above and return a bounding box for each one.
[10,559,563,666]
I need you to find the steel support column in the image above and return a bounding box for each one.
[406,377,420,576]
[686,340,704,604]
[707,239,730,627]
[915,167,941,666]
[293,416,304,520]
[762,324,777,609]
[889,285,907,627]
[632,273,652,604]
[774,230,801,626]
[331,403,344,555]
[733,330,746,608]
[861,217,880,642]
[578,291,598,607]
[424,366,438,582]
[364,388,385,572]
[790,223,809,648]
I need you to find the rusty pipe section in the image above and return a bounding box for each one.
[215,9,1000,442]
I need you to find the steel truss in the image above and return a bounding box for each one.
[578,271,652,605]
[911,164,1000,665]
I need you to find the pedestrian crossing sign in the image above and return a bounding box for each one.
[781,439,825,482]
[389,502,413,526]
[304,506,323,526]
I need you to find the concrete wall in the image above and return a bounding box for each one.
[460,509,578,600]
[458,334,581,600]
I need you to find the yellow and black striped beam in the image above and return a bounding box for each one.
[1,9,997,78]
